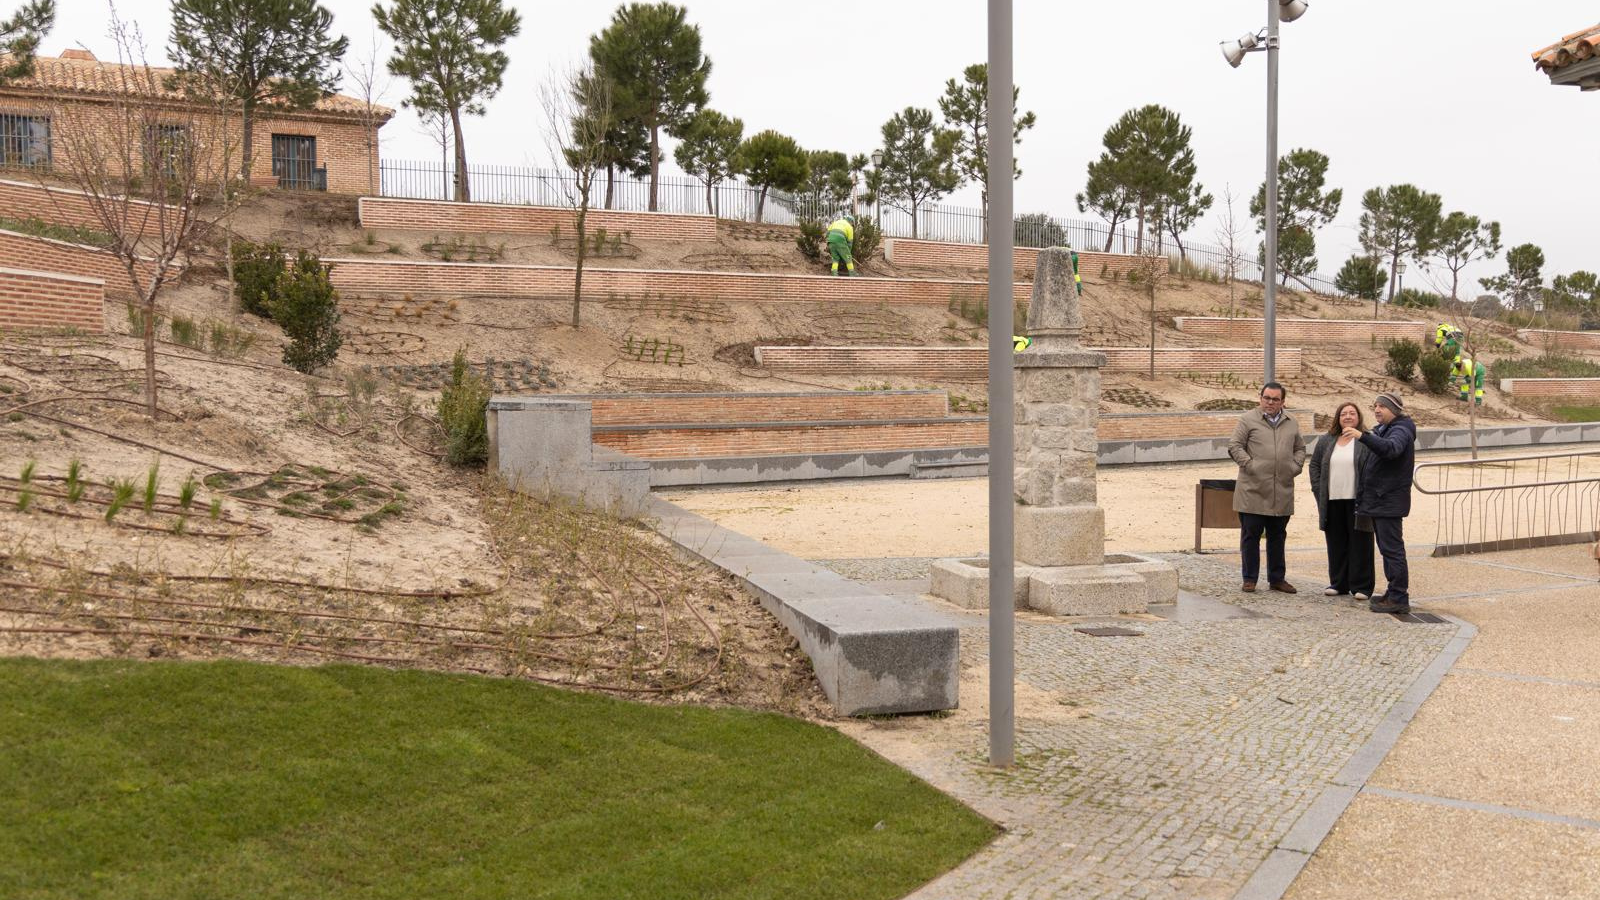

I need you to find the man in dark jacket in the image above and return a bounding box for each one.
[1344,392,1417,614]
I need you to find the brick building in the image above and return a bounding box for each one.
[0,49,392,194]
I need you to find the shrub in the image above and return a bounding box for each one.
[1418,352,1452,394]
[270,252,343,374]
[1384,339,1422,381]
[233,240,287,318]
[169,314,202,349]
[852,216,882,264]
[437,348,491,467]
[796,218,825,261]
[1393,287,1442,309]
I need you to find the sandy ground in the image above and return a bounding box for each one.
[662,443,1600,560]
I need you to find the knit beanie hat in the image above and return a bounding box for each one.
[1375,392,1405,415]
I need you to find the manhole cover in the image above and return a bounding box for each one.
[1396,612,1447,624]
[1075,626,1144,637]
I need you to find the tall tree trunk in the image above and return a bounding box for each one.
[605,163,615,209]
[141,288,157,416]
[756,186,767,223]
[980,189,988,244]
[449,106,469,202]
[1102,217,1116,253]
[648,124,660,212]
[705,179,713,217]
[1386,249,1399,304]
[1135,206,1145,252]
[240,103,256,183]
[911,200,919,240]
[1148,284,1156,381]
[573,198,587,328]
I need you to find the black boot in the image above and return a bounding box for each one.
[1369,595,1411,614]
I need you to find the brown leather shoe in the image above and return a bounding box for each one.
[1241,581,1257,592]
[1270,581,1298,594]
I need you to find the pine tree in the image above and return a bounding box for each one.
[169,0,347,182]
[873,106,959,240]
[937,62,1035,231]
[1079,106,1200,252]
[0,0,53,82]
[1480,243,1544,310]
[1250,148,1341,285]
[1334,254,1387,301]
[671,108,742,216]
[589,2,711,211]
[1358,183,1442,303]
[1432,212,1501,303]
[733,130,806,224]
[1076,156,1134,251]
[791,149,852,221]
[374,0,521,202]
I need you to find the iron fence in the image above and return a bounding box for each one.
[378,158,1346,296]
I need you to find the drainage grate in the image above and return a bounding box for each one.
[1075,626,1145,637]
[1396,612,1447,624]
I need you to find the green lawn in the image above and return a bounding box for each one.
[0,658,994,900]
[1551,405,1600,423]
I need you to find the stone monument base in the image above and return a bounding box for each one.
[929,552,1178,616]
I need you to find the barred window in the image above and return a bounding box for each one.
[144,123,190,180]
[0,113,51,168]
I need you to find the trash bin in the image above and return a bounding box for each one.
[1195,478,1241,553]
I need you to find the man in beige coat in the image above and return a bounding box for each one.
[1228,382,1307,593]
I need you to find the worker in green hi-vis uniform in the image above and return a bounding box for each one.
[827,214,856,276]
[1068,244,1082,295]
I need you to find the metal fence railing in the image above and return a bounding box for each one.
[1414,450,1600,556]
[378,158,1346,296]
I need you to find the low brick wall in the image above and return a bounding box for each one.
[1496,378,1600,401]
[0,266,104,332]
[0,229,157,298]
[593,418,988,459]
[325,258,1029,306]
[552,390,949,426]
[1175,316,1428,344]
[754,346,1303,377]
[882,238,1143,278]
[1515,329,1600,351]
[0,178,160,231]
[1098,408,1313,441]
[358,197,718,242]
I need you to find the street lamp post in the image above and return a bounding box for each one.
[1221,0,1309,385]
[869,149,884,225]
[1396,260,1407,305]
[986,0,1016,770]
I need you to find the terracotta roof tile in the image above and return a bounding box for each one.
[1532,24,1600,71]
[0,52,393,120]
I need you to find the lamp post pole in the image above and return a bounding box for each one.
[986,0,1015,769]
[1262,0,1281,384]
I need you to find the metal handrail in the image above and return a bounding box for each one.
[1412,450,1600,494]
[1414,449,1600,556]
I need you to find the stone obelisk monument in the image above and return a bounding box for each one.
[931,247,1176,614]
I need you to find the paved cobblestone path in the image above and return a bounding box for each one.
[825,552,1458,900]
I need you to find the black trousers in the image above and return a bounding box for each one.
[1239,512,1289,583]
[1373,517,1409,602]
[1323,499,1375,595]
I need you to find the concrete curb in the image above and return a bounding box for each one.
[1230,614,1478,900]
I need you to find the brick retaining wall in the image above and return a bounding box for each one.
[0,229,158,298]
[554,390,949,426]
[0,266,104,332]
[1515,329,1600,351]
[1496,378,1600,401]
[882,238,1143,278]
[325,258,1028,306]
[0,178,160,232]
[358,197,718,242]
[1175,316,1428,344]
[592,419,988,459]
[754,345,1303,377]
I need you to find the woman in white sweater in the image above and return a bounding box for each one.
[1308,402,1375,600]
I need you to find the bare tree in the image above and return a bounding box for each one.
[1212,185,1244,319]
[343,30,393,197]
[1425,268,1486,458]
[415,108,452,199]
[1134,246,1170,381]
[40,14,222,416]
[539,63,611,329]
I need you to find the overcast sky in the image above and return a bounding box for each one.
[54,0,1600,291]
